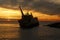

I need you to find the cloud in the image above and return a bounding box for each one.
[0,0,60,15]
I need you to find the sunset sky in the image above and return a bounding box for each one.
[0,0,60,21]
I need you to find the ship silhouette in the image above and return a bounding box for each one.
[18,6,39,28]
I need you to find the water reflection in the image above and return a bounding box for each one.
[0,21,60,40]
[20,27,40,40]
[0,27,20,38]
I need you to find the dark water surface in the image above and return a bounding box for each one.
[0,21,60,40]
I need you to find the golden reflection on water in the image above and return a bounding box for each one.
[0,27,20,38]
[0,21,60,40]
[0,22,20,39]
[0,24,19,27]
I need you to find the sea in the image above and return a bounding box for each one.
[0,21,60,40]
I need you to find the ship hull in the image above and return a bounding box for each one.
[18,18,39,29]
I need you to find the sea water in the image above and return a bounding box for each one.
[0,21,60,40]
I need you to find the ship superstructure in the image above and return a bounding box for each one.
[18,6,39,28]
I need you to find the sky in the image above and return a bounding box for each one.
[0,0,60,21]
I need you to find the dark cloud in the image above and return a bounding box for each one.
[19,0,60,15]
[0,0,60,15]
[33,1,60,15]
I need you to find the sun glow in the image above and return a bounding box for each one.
[30,11,60,21]
[0,7,21,19]
[0,7,60,21]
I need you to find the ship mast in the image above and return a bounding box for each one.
[19,6,24,16]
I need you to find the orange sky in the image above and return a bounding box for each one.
[0,7,60,21]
